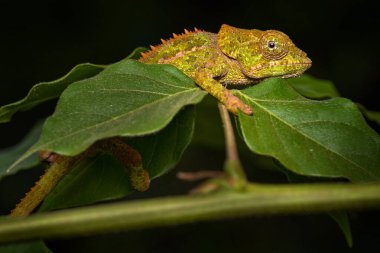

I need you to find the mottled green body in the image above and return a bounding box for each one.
[140,25,311,114]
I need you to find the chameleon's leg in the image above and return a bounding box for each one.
[194,69,253,115]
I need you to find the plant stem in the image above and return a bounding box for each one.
[1,182,380,243]
[218,103,247,185]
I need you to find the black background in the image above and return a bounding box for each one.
[1,0,379,146]
[0,0,379,252]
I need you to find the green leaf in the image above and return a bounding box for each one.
[330,212,353,248]
[8,60,206,173]
[0,121,43,180]
[364,110,380,125]
[357,104,380,126]
[288,74,340,99]
[0,64,105,123]
[237,78,380,182]
[39,107,195,211]
[0,241,51,253]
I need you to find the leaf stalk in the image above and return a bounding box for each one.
[218,103,247,186]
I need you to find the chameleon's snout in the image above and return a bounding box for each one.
[302,56,313,72]
[304,57,312,66]
[302,57,313,71]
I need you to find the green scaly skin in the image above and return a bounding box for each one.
[139,24,312,115]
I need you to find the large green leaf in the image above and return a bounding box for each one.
[237,78,380,182]
[0,63,105,123]
[287,74,340,99]
[7,59,205,174]
[31,60,204,155]
[0,121,43,180]
[39,107,195,211]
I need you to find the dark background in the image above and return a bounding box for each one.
[0,0,379,146]
[0,0,379,252]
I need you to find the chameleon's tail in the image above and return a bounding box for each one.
[10,138,150,217]
[10,155,78,217]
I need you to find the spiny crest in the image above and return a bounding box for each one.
[139,27,203,62]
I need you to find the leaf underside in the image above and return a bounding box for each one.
[0,121,44,180]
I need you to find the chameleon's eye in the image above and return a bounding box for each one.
[268,41,276,49]
[260,31,289,60]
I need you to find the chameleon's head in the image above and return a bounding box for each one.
[218,25,312,79]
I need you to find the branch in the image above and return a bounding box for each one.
[1,182,380,243]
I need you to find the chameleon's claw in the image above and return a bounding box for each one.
[230,103,253,115]
[224,92,253,115]
[238,103,253,115]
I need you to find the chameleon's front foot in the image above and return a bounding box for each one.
[193,69,252,115]
[223,91,253,115]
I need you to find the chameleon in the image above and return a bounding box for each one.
[139,24,312,115]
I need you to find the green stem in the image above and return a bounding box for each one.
[218,103,247,185]
[1,182,380,243]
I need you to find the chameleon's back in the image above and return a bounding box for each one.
[139,30,217,76]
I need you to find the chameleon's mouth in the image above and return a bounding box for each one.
[282,58,312,78]
[246,57,312,79]
[281,60,312,78]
